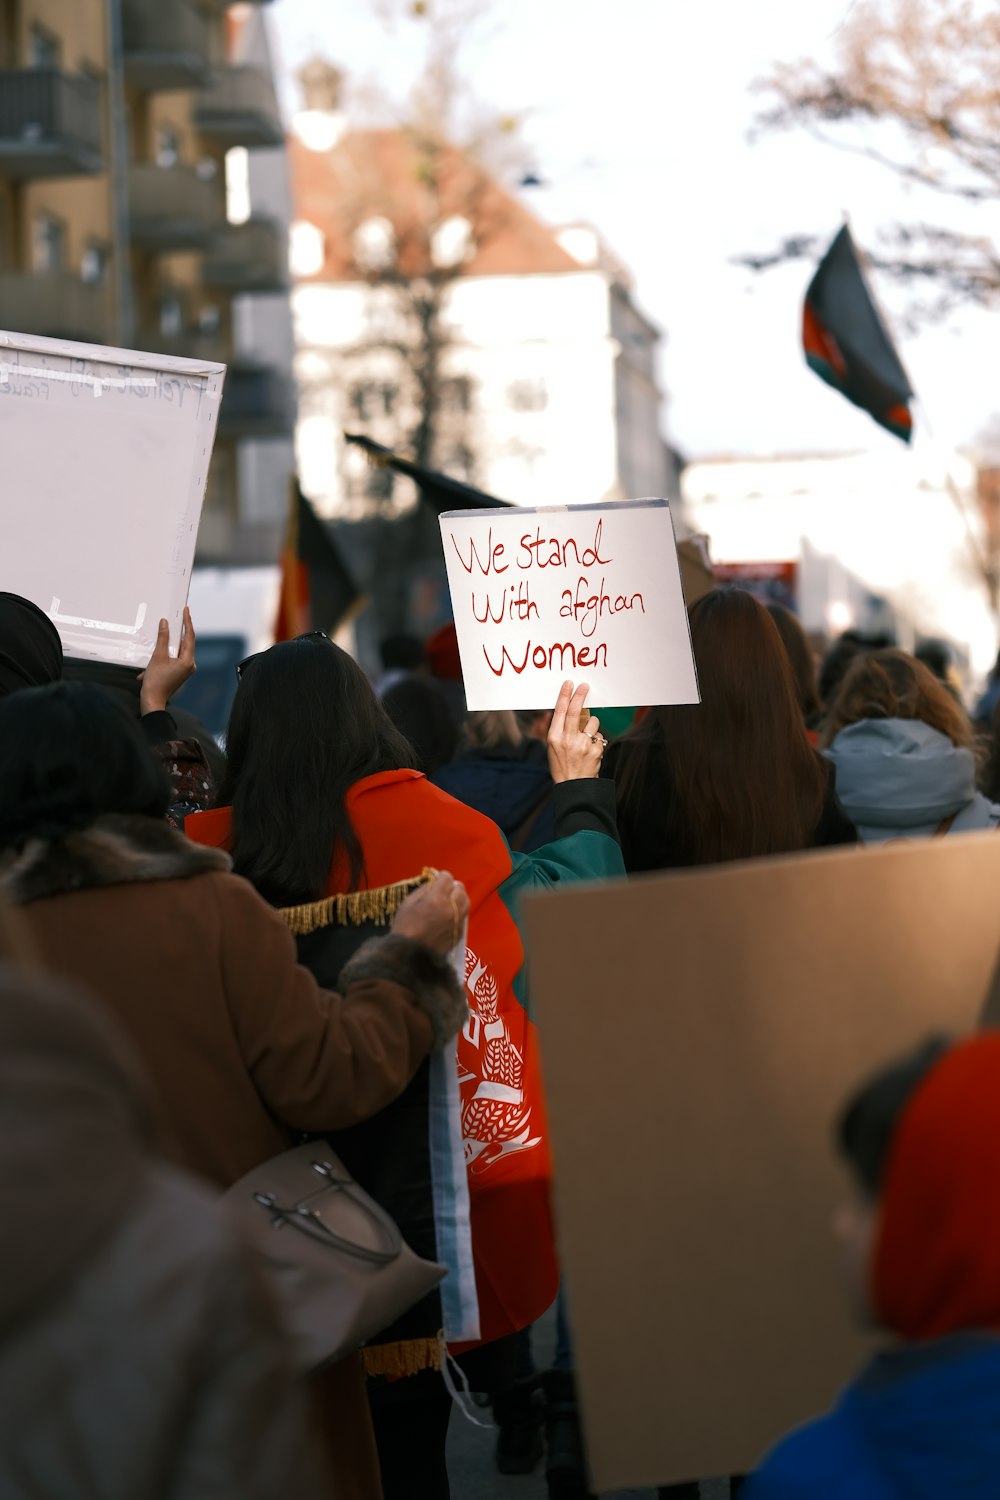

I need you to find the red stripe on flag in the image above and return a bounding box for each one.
[802,302,847,380]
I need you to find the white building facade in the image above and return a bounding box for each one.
[681,448,997,681]
[287,115,676,520]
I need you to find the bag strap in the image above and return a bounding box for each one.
[509,790,553,853]
[251,1159,403,1265]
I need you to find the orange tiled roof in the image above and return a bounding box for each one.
[289,126,581,281]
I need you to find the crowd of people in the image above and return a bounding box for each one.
[2,581,999,1500]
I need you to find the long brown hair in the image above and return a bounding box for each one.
[767,603,820,720]
[616,589,828,864]
[822,649,973,751]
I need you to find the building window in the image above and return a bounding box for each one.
[431,215,473,269]
[441,376,473,414]
[290,220,325,278]
[32,214,65,273]
[80,240,109,286]
[28,24,61,68]
[508,378,548,413]
[225,146,251,226]
[447,445,475,482]
[353,216,395,273]
[349,382,399,421]
[198,304,221,334]
[159,293,183,336]
[156,126,181,168]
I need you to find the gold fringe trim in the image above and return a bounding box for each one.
[362,1337,442,1379]
[279,868,438,937]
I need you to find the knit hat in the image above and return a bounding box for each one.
[0,593,63,698]
[873,1033,1000,1340]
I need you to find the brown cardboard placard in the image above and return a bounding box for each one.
[677,535,714,607]
[521,833,1000,1492]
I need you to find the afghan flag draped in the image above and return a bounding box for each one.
[803,225,914,443]
[186,770,588,1367]
[275,480,364,642]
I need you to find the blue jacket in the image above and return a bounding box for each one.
[432,740,557,852]
[745,1335,1000,1500]
[824,718,1000,842]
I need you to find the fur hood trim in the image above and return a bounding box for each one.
[341,934,468,1050]
[1,815,232,907]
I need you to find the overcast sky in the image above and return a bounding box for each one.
[268,0,1000,464]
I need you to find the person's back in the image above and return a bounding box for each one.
[433,710,557,852]
[0,961,329,1500]
[822,649,1000,842]
[746,1034,1000,1500]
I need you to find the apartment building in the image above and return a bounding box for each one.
[0,0,294,562]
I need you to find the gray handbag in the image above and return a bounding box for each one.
[224,1141,446,1372]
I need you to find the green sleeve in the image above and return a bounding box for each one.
[497,780,626,1011]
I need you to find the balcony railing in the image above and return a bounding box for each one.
[194,65,283,149]
[0,70,103,179]
[128,163,223,251]
[218,364,295,438]
[121,0,212,93]
[0,272,110,343]
[202,218,288,293]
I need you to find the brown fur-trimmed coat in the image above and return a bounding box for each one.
[1,814,467,1500]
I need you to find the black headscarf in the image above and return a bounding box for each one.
[0,593,63,698]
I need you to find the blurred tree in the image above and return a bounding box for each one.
[326,0,528,481]
[739,0,1000,322]
[306,1,534,642]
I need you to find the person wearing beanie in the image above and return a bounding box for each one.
[745,1033,1000,1499]
[0,591,63,697]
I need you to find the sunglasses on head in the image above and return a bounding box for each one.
[236,629,330,681]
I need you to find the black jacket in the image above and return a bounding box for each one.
[432,739,557,851]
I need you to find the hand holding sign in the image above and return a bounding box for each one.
[137,606,197,713]
[547,680,606,782]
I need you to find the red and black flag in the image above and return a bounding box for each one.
[803,225,914,443]
[275,480,364,642]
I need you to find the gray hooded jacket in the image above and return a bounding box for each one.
[824,717,1000,843]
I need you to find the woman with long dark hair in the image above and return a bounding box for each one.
[187,634,624,1499]
[610,589,856,872]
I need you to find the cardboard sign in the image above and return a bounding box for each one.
[439,500,699,709]
[520,834,1000,1492]
[677,535,714,607]
[1,331,224,668]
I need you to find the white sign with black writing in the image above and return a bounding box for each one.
[440,499,699,709]
[1,330,224,667]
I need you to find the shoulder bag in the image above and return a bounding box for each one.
[223,1140,446,1372]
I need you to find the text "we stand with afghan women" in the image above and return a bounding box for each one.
[449,518,646,676]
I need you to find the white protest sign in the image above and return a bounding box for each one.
[439,500,699,709]
[1,330,224,668]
